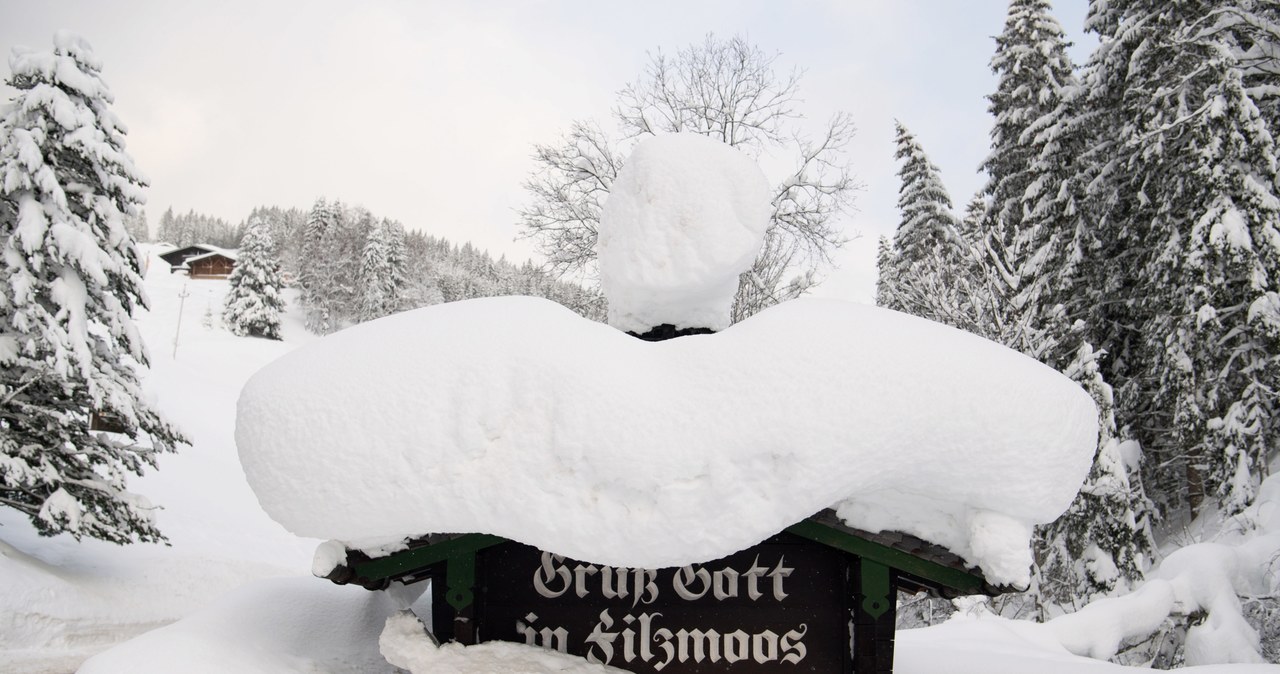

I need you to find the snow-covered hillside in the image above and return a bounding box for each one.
[0,246,320,672]
[2,244,1277,673]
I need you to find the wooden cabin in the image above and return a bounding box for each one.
[158,244,237,279]
[184,251,236,279]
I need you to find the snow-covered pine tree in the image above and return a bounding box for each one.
[891,122,963,272]
[874,236,896,309]
[1228,1,1280,135]
[357,218,390,323]
[983,0,1077,265]
[957,194,988,252]
[885,122,972,327]
[223,216,283,339]
[950,194,1027,347]
[1084,0,1280,516]
[982,0,1083,357]
[243,205,302,272]
[326,206,374,327]
[1036,335,1155,606]
[385,219,408,312]
[979,0,1156,603]
[299,198,340,334]
[156,206,176,244]
[357,218,408,322]
[0,32,186,543]
[123,207,148,243]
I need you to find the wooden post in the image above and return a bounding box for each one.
[172,284,189,358]
[853,557,897,673]
[431,551,480,644]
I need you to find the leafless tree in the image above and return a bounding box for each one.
[519,34,858,321]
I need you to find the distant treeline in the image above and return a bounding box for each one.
[141,201,605,330]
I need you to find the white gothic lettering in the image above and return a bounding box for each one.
[583,609,808,669]
[525,551,808,669]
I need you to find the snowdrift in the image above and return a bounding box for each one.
[237,295,1096,587]
[596,133,771,333]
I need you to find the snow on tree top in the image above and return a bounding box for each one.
[596,133,771,333]
[236,296,1098,588]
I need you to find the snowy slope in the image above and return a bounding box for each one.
[0,246,317,672]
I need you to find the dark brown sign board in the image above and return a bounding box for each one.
[472,533,851,673]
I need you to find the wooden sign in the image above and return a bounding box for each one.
[327,511,997,674]
[470,533,852,673]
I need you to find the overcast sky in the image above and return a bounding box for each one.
[1,0,1093,303]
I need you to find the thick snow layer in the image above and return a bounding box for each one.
[237,295,1097,587]
[596,133,771,333]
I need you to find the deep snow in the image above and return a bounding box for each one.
[2,245,1276,672]
[236,293,1097,587]
[0,247,317,672]
[596,133,772,334]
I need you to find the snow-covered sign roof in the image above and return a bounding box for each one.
[237,296,1096,588]
[236,133,1098,589]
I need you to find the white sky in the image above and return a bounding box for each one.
[1,0,1093,304]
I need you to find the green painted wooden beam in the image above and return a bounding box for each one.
[352,533,506,584]
[444,549,478,612]
[860,559,894,619]
[785,519,987,594]
[348,521,991,597]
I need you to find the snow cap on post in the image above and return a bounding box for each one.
[596,133,771,333]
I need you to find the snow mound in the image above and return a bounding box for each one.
[380,611,628,674]
[897,610,1280,674]
[597,133,771,333]
[1047,473,1280,665]
[78,578,399,674]
[237,296,1097,587]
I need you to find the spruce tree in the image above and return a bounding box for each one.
[357,218,408,322]
[357,218,389,322]
[299,198,339,334]
[385,220,408,313]
[885,122,975,329]
[156,206,176,244]
[983,0,1078,264]
[979,0,1157,602]
[874,236,897,309]
[1036,335,1155,605]
[1085,0,1280,517]
[0,32,186,543]
[985,0,1085,356]
[891,122,963,273]
[123,207,149,243]
[223,216,283,340]
[1229,1,1280,134]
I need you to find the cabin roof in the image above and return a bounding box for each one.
[159,244,237,265]
[184,250,238,264]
